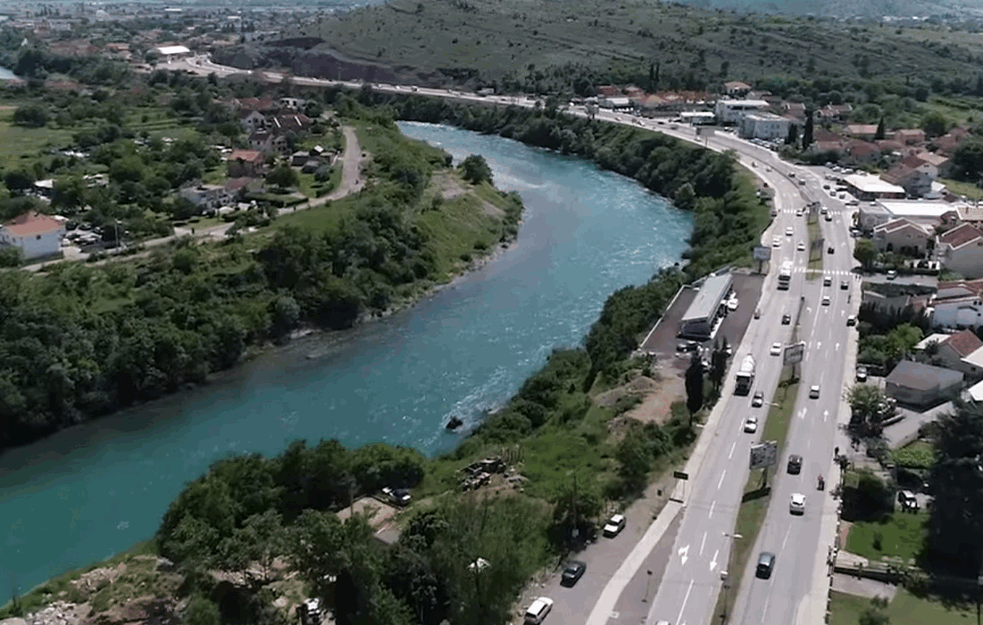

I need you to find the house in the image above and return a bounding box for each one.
[870,218,934,255]
[336,496,401,547]
[278,97,305,110]
[291,151,311,167]
[0,211,65,260]
[226,149,265,178]
[738,113,794,141]
[225,177,260,198]
[843,173,905,201]
[301,160,322,175]
[933,127,972,157]
[906,152,953,179]
[937,223,983,279]
[927,330,983,380]
[884,360,964,407]
[248,131,290,156]
[238,109,266,133]
[269,114,312,133]
[815,104,853,122]
[894,129,926,145]
[724,81,752,97]
[880,164,934,198]
[236,97,280,114]
[845,124,880,141]
[179,184,233,211]
[596,85,622,98]
[845,140,882,164]
[154,45,192,59]
[781,101,806,120]
[930,279,983,329]
[714,99,770,124]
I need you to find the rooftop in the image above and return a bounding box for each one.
[877,199,961,219]
[845,174,905,194]
[2,211,64,236]
[717,99,770,107]
[941,329,983,358]
[886,359,963,392]
[962,345,983,371]
[966,379,983,403]
[155,45,190,55]
[939,223,983,249]
[681,273,733,323]
[914,333,952,350]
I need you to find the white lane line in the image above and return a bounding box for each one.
[700,531,707,556]
[817,341,822,351]
[676,579,695,625]
[782,526,791,551]
[824,410,829,422]
[717,470,727,490]
[708,500,716,519]
[729,441,737,459]
[761,596,771,623]
[799,408,806,421]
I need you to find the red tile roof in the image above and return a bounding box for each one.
[227,149,263,163]
[3,212,63,236]
[942,329,983,357]
[939,223,983,249]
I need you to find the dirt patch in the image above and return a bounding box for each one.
[599,372,686,444]
[435,174,504,217]
[594,375,660,409]
[838,520,852,548]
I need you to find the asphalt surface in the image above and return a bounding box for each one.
[164,56,858,625]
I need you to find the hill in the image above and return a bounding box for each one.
[672,0,983,19]
[216,0,983,95]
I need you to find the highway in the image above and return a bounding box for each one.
[164,55,854,625]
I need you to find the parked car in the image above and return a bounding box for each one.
[382,486,411,507]
[809,385,820,399]
[847,315,857,326]
[856,365,868,382]
[887,270,897,280]
[782,313,791,325]
[524,597,554,624]
[603,514,626,537]
[561,561,586,586]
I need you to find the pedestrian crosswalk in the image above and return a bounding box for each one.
[793,267,859,277]
[775,208,843,216]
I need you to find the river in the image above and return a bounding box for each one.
[0,122,691,597]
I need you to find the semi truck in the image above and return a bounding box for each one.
[735,355,756,395]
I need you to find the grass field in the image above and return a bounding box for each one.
[830,589,975,625]
[941,178,983,201]
[845,510,928,565]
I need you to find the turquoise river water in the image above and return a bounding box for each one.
[0,122,692,597]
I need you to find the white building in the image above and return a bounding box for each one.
[858,199,959,231]
[714,99,770,124]
[937,223,983,279]
[680,111,716,125]
[842,174,906,202]
[738,112,793,140]
[0,212,65,260]
[155,45,192,59]
[930,279,983,329]
[179,184,233,210]
[599,97,632,111]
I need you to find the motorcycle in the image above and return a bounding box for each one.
[817,475,825,491]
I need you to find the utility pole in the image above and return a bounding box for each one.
[643,570,652,602]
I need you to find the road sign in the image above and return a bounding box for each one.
[674,471,689,480]
[752,245,772,262]
[783,341,806,366]
[750,441,779,470]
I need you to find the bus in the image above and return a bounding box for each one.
[778,261,792,290]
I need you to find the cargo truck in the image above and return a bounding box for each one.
[735,355,755,395]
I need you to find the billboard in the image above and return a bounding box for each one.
[749,441,779,470]
[753,245,772,262]
[783,341,805,366]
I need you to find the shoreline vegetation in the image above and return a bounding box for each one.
[2,90,770,625]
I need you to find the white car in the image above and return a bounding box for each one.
[809,385,820,399]
[822,295,831,306]
[603,514,626,537]
[785,227,793,237]
[772,236,782,247]
[790,493,806,515]
[770,342,782,356]
[744,415,758,433]
[524,597,554,624]
[797,241,805,251]
[727,298,739,311]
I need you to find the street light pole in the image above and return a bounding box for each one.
[643,570,652,603]
[721,533,743,622]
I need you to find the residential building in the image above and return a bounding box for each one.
[844,140,882,164]
[893,129,926,145]
[937,223,983,279]
[239,109,266,133]
[930,279,983,329]
[714,99,770,124]
[933,127,972,157]
[724,81,752,97]
[884,360,964,407]
[226,149,265,178]
[269,114,312,133]
[154,45,192,59]
[905,152,953,179]
[0,212,66,260]
[179,184,233,210]
[596,85,621,98]
[738,112,794,141]
[278,97,306,110]
[880,164,934,198]
[870,218,933,255]
[249,131,290,156]
[815,104,853,122]
[922,329,983,379]
[844,124,880,141]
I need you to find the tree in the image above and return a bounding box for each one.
[802,110,814,151]
[927,400,983,575]
[12,104,48,128]
[673,182,696,210]
[218,509,287,586]
[710,339,728,390]
[785,124,799,146]
[685,351,704,422]
[847,384,888,433]
[550,478,603,543]
[266,164,299,190]
[874,117,886,141]
[854,238,877,270]
[460,154,493,185]
[859,607,890,625]
[184,595,221,625]
[3,168,35,193]
[921,111,949,138]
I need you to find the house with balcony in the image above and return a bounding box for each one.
[930,279,983,329]
[239,109,266,133]
[937,223,983,279]
[871,218,933,255]
[904,152,953,179]
[916,329,983,380]
[0,212,65,260]
[880,164,934,198]
[179,184,233,211]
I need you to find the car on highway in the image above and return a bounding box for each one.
[744,415,759,433]
[752,391,764,407]
[847,314,857,326]
[787,454,802,474]
[795,208,804,217]
[797,241,806,251]
[524,597,554,624]
[756,552,776,579]
[785,227,793,237]
[809,385,820,399]
[823,275,832,286]
[822,295,831,306]
[772,236,782,247]
[782,313,791,325]
[789,493,806,515]
[603,514,626,537]
[856,365,868,382]
[561,561,586,586]
[841,280,849,290]
[825,213,833,222]
[827,246,835,254]
[770,342,782,356]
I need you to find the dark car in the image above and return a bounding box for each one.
[677,341,700,353]
[756,552,776,579]
[782,313,791,325]
[840,280,848,290]
[561,560,586,586]
[787,454,802,474]
[827,246,835,254]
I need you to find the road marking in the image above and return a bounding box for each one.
[710,549,719,571]
[782,527,791,551]
[678,544,690,566]
[717,470,727,490]
[799,408,806,420]
[700,532,707,555]
[761,596,771,623]
[835,342,840,351]
[675,579,694,625]
[729,441,737,459]
[708,500,716,519]
[817,341,822,350]
[824,409,829,422]
[609,611,619,619]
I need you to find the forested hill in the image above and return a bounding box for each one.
[0,110,523,455]
[673,0,977,18]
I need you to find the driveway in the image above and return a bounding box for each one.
[882,401,953,449]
